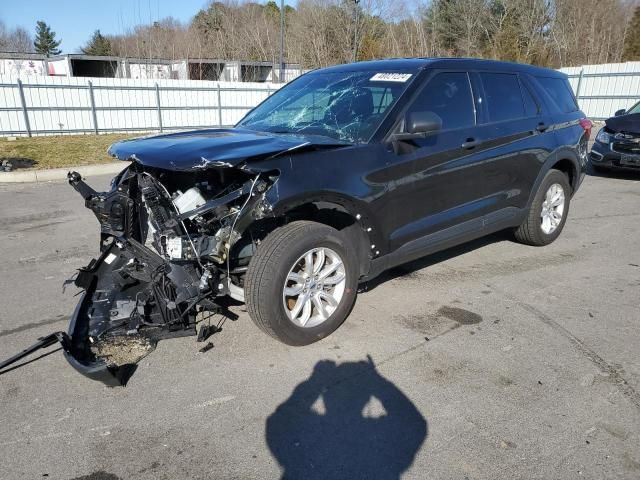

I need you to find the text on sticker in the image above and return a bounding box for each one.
[370,73,412,82]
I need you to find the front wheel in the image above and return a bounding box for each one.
[514,169,571,246]
[244,221,358,346]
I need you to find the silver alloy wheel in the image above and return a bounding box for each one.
[540,183,565,234]
[282,247,347,328]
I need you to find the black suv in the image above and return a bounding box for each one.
[62,58,590,385]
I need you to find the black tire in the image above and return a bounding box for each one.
[514,169,571,246]
[244,221,358,346]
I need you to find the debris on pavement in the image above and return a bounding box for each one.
[197,324,222,343]
[198,342,214,353]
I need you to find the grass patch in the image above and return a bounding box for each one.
[0,134,139,170]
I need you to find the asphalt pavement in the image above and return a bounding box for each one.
[0,170,639,480]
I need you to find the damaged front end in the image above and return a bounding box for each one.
[62,162,276,385]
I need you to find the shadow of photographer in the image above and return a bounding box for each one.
[266,356,427,480]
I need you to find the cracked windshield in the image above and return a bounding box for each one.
[238,71,414,143]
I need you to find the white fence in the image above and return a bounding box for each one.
[560,61,640,120]
[2,61,639,136]
[0,75,281,137]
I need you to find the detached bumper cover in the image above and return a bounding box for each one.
[63,291,126,387]
[62,245,139,387]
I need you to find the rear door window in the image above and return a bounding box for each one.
[480,72,526,122]
[406,72,475,131]
[535,76,578,113]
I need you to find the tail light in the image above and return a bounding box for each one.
[579,118,593,140]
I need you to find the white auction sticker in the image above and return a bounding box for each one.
[370,73,412,82]
[104,253,117,265]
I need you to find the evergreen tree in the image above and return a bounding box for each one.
[265,1,280,18]
[423,0,462,55]
[33,21,61,55]
[623,7,640,61]
[81,30,112,56]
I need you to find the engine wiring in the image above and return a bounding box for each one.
[141,169,262,309]
[141,171,205,270]
[226,173,261,291]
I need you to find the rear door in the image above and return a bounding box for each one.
[529,74,586,170]
[470,70,557,212]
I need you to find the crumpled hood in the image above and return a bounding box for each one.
[605,113,640,135]
[108,128,347,171]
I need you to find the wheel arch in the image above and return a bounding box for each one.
[526,151,580,211]
[550,156,579,193]
[271,198,375,278]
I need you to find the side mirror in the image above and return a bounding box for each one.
[407,111,442,135]
[389,112,442,154]
[614,109,626,117]
[391,111,442,143]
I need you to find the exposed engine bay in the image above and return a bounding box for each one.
[63,163,277,385]
[0,127,355,386]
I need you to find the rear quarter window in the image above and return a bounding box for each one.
[535,76,578,113]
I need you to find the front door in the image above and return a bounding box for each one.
[375,70,506,251]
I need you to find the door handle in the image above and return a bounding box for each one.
[536,123,548,132]
[461,138,482,149]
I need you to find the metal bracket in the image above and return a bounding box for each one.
[0,332,69,374]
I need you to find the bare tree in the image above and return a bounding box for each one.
[86,0,639,70]
[551,0,633,66]
[0,21,34,53]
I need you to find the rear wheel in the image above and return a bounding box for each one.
[514,169,571,246]
[244,221,358,346]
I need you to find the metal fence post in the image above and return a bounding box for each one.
[155,83,163,132]
[87,80,99,134]
[575,68,585,103]
[16,79,32,137]
[217,83,223,127]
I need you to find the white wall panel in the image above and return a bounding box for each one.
[560,61,640,120]
[3,61,638,136]
[0,75,280,136]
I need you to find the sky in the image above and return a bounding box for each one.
[1,0,295,53]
